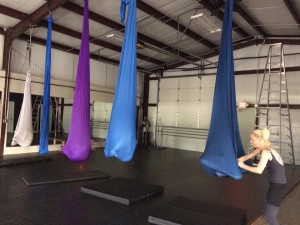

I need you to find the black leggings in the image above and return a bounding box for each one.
[267,182,286,207]
[264,183,286,225]
[264,203,279,225]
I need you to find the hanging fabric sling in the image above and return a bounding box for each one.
[39,15,53,155]
[62,0,91,162]
[11,71,33,147]
[199,0,246,180]
[104,0,137,162]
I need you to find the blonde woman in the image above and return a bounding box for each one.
[238,128,286,225]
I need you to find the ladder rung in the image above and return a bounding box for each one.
[259,97,284,100]
[266,90,286,93]
[281,114,289,117]
[258,107,281,109]
[270,43,282,47]
[280,141,292,144]
[257,112,268,115]
[267,62,282,66]
[268,70,282,73]
[286,135,292,139]
[270,141,292,148]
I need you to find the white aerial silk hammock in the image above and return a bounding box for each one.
[11,71,33,147]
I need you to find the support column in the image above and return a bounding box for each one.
[142,73,150,118]
[0,31,12,156]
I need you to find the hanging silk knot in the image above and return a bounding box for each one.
[48,14,53,23]
[120,0,130,24]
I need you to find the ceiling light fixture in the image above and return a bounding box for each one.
[107,33,145,49]
[191,13,221,33]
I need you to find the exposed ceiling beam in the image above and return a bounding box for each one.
[200,0,249,37]
[156,36,257,71]
[137,0,216,49]
[248,104,300,110]
[268,35,300,38]
[39,21,163,65]
[283,0,300,32]
[62,2,195,61]
[0,4,27,20]
[18,33,148,72]
[10,0,69,40]
[150,36,300,72]
[19,34,119,65]
[235,66,300,75]
[0,27,5,35]
[233,1,267,37]
[149,65,300,80]
[0,5,163,66]
[262,38,300,45]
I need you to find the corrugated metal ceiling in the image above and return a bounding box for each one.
[1,0,300,72]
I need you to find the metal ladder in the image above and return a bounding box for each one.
[32,96,42,133]
[50,97,64,135]
[32,96,64,135]
[255,43,295,164]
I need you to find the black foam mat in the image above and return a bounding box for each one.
[0,155,52,167]
[81,177,164,205]
[23,170,109,186]
[148,196,247,225]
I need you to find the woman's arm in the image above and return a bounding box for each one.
[238,150,271,174]
[238,148,260,162]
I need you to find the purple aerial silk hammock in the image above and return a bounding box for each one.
[104,0,137,162]
[62,0,91,162]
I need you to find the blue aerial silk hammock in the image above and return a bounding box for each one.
[104,0,137,162]
[39,15,53,155]
[62,0,91,162]
[199,0,246,180]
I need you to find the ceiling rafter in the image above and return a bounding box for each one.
[199,0,249,37]
[20,34,118,64]
[62,2,195,62]
[156,36,258,71]
[43,22,164,65]
[283,0,300,32]
[9,0,69,40]
[0,5,163,65]
[233,1,267,37]
[0,4,27,20]
[18,33,147,71]
[263,38,300,45]
[149,65,300,80]
[136,0,216,48]
[2,1,299,73]
[150,35,300,72]
[0,27,5,35]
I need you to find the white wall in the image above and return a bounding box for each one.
[149,43,300,164]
